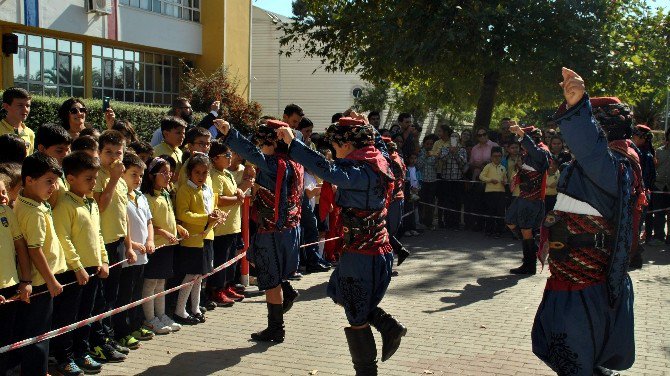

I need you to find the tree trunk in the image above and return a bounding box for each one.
[473,71,500,130]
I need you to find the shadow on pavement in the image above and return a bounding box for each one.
[136,342,274,375]
[294,280,329,302]
[639,244,670,266]
[423,274,529,314]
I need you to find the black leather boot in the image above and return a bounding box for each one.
[368,307,407,362]
[594,366,620,376]
[391,236,410,266]
[281,281,299,313]
[344,326,378,376]
[510,239,536,275]
[251,303,285,343]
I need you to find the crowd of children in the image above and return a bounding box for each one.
[0,87,244,376]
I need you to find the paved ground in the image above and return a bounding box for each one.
[97,229,670,375]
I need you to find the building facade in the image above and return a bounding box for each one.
[0,0,252,104]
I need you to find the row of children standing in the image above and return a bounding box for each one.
[0,87,244,376]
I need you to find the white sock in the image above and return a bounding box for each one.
[190,276,202,313]
[155,279,166,317]
[142,278,158,321]
[175,275,195,318]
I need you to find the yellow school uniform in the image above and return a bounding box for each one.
[178,156,212,190]
[0,119,35,154]
[154,142,183,178]
[53,191,108,270]
[176,180,214,248]
[0,205,23,289]
[94,167,129,244]
[14,195,68,287]
[210,166,241,236]
[146,190,178,248]
[479,163,507,193]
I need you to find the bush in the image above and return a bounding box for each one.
[0,93,206,143]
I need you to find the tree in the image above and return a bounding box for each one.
[279,0,657,129]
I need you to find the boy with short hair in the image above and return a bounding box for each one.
[479,147,508,238]
[128,141,154,163]
[52,151,109,375]
[1,87,35,154]
[153,117,186,181]
[0,174,32,375]
[71,135,99,159]
[36,124,73,207]
[13,153,67,375]
[91,130,136,362]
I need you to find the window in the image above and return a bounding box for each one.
[119,0,200,22]
[92,45,181,105]
[13,33,85,97]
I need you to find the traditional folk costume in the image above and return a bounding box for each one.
[288,118,406,375]
[383,138,411,266]
[532,95,642,376]
[505,127,551,274]
[223,120,304,343]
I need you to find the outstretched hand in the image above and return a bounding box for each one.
[276,127,295,145]
[560,67,585,107]
[214,119,230,136]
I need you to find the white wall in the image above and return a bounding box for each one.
[251,6,366,132]
[0,1,201,55]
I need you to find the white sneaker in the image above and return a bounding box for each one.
[145,317,171,335]
[159,314,182,332]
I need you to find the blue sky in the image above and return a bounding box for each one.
[252,0,670,18]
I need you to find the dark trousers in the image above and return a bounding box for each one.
[300,202,325,267]
[418,181,438,227]
[92,238,125,344]
[484,192,506,234]
[652,185,670,240]
[73,273,103,356]
[113,264,144,340]
[0,285,18,374]
[51,270,84,363]
[545,195,557,216]
[211,234,237,288]
[437,180,463,228]
[464,182,486,230]
[16,283,53,375]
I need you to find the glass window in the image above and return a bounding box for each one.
[121,0,200,22]
[92,57,103,87]
[43,37,56,51]
[72,42,83,55]
[43,51,57,85]
[92,45,102,57]
[27,35,41,48]
[72,55,84,86]
[58,40,71,54]
[14,48,27,81]
[28,50,41,81]
[57,54,71,85]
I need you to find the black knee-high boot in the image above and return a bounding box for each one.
[510,239,537,275]
[368,307,407,362]
[281,281,299,313]
[251,303,285,343]
[344,326,377,375]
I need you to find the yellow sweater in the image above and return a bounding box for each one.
[176,181,215,248]
[479,163,507,193]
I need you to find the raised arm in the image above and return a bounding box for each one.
[519,135,550,172]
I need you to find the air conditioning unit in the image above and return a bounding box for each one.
[86,0,113,15]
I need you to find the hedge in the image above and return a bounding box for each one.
[1,94,206,143]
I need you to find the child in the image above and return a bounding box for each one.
[36,124,73,207]
[208,140,245,306]
[153,117,186,182]
[174,154,223,324]
[1,87,35,154]
[503,142,522,205]
[0,133,29,164]
[479,147,507,238]
[111,153,156,351]
[13,153,67,375]
[545,157,560,214]
[141,156,186,334]
[403,153,421,237]
[79,127,101,140]
[52,151,108,374]
[128,141,154,163]
[91,130,136,363]
[0,163,22,207]
[0,174,32,375]
[178,126,212,188]
[71,135,100,159]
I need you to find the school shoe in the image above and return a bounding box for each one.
[159,314,182,332]
[118,335,140,350]
[281,281,300,313]
[232,284,246,293]
[73,354,102,375]
[368,307,407,362]
[225,286,245,301]
[287,272,303,281]
[205,301,218,311]
[144,317,172,335]
[55,358,84,376]
[107,339,130,355]
[213,290,235,307]
[173,313,199,325]
[306,263,330,274]
[344,326,378,376]
[193,312,206,323]
[251,303,285,343]
[89,342,126,363]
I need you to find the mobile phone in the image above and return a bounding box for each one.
[102,96,111,113]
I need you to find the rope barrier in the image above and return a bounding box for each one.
[417,201,506,219]
[0,251,246,354]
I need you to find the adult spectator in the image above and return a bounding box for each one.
[368,111,381,129]
[57,97,88,139]
[417,134,438,229]
[653,128,670,244]
[390,113,420,157]
[549,135,565,157]
[331,112,343,124]
[543,128,558,146]
[150,98,195,146]
[466,128,499,231]
[432,125,468,229]
[498,118,515,145]
[283,103,305,142]
[632,124,657,247]
[460,129,473,147]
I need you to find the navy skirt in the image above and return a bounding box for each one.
[176,240,214,275]
[505,197,545,229]
[144,244,176,279]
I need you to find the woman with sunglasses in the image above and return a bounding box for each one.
[58,98,88,139]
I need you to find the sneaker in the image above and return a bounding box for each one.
[106,339,129,355]
[118,335,140,350]
[74,355,102,374]
[131,328,155,341]
[159,314,182,332]
[89,343,126,363]
[144,317,171,335]
[55,359,84,376]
